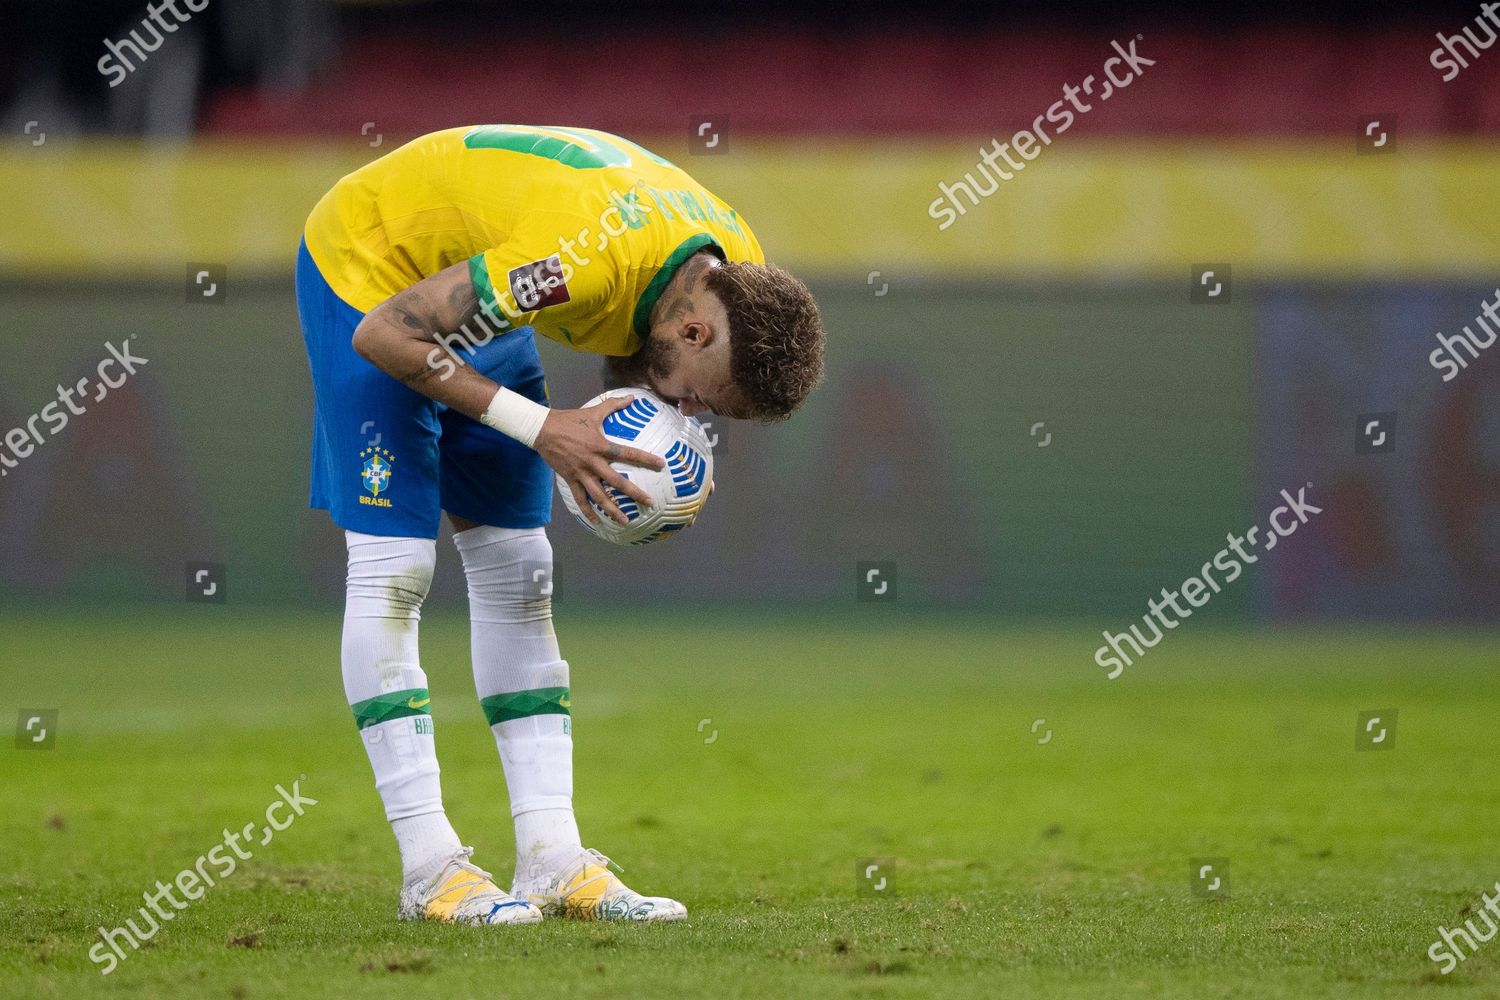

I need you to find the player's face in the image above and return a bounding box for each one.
[649,341,739,418]
[645,294,746,418]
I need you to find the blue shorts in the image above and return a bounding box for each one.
[295,239,552,539]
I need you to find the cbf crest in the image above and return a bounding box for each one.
[359,446,395,508]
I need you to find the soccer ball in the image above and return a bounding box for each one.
[556,387,714,545]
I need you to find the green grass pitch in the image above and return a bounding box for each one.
[2,609,1497,998]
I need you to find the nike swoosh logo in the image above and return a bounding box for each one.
[559,696,572,709]
[407,696,431,709]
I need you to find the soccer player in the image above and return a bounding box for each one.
[296,125,824,925]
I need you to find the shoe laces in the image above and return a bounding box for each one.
[436,847,506,910]
[557,849,627,895]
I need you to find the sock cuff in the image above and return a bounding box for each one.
[351,687,432,730]
[380,776,446,822]
[480,683,571,726]
[510,795,573,818]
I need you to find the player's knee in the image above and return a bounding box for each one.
[454,526,553,623]
[345,532,436,617]
[382,565,435,616]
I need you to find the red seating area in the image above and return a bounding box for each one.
[201,24,1500,137]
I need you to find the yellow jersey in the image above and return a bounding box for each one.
[303,125,765,357]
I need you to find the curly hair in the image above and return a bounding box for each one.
[703,261,825,422]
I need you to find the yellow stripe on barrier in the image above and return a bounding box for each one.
[2,138,1498,277]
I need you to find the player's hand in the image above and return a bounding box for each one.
[534,397,665,525]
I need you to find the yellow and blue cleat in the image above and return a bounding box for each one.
[397,848,542,925]
[513,849,687,922]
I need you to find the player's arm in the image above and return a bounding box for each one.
[350,261,661,524]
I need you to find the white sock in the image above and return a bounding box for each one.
[453,525,583,874]
[391,812,462,885]
[343,530,462,884]
[513,808,581,881]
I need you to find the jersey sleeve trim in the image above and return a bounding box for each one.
[631,234,722,337]
[468,253,502,319]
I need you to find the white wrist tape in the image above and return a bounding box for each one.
[480,387,550,448]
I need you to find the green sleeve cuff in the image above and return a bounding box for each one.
[468,253,502,319]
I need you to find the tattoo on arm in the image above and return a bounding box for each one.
[383,269,490,353]
[447,279,479,323]
[397,306,427,332]
[355,263,512,416]
[396,365,439,386]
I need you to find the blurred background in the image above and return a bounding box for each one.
[3,0,1499,622]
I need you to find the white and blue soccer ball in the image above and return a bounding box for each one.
[557,387,714,546]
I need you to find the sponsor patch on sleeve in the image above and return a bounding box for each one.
[508,255,571,311]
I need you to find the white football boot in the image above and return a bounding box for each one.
[397,848,542,925]
[512,849,687,922]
